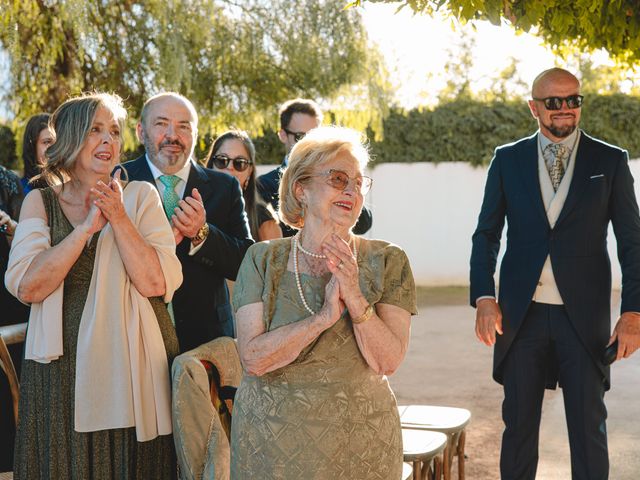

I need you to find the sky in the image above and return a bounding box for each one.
[359,3,613,108]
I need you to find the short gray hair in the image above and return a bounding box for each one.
[279,126,369,230]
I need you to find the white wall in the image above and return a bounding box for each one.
[257,161,640,287]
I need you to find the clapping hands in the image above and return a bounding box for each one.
[322,234,360,306]
[82,170,125,234]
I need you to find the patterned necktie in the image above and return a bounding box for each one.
[159,175,181,220]
[158,175,180,326]
[543,143,569,192]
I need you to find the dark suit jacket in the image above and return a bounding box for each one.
[122,156,254,352]
[470,131,640,389]
[257,158,374,237]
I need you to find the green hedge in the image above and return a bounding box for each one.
[366,94,640,167]
[252,93,640,167]
[3,94,640,170]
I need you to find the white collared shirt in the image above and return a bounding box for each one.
[145,154,192,200]
[538,128,579,170]
[145,155,205,255]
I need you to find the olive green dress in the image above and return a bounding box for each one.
[14,188,179,479]
[230,238,417,480]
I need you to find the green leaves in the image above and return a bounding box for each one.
[352,0,640,66]
[1,0,389,145]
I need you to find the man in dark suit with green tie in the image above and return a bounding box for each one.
[123,92,253,352]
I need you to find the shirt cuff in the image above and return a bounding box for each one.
[476,295,496,304]
[188,239,206,256]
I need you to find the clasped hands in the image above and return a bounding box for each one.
[317,234,364,325]
[85,171,206,245]
[82,169,125,234]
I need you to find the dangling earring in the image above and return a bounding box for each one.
[300,199,306,219]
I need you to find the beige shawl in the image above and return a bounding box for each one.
[5,181,183,441]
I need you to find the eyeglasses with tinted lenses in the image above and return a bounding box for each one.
[533,95,584,110]
[317,169,373,195]
[211,154,252,172]
[283,128,306,143]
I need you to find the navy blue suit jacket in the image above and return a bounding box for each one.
[470,131,640,389]
[122,156,254,352]
[257,158,374,237]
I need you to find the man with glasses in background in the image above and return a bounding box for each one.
[124,92,253,352]
[471,68,640,479]
[258,98,373,237]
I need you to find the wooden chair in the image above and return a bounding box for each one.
[402,428,447,480]
[398,405,471,480]
[0,323,27,427]
[171,337,242,480]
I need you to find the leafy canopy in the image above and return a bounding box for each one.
[348,0,640,65]
[0,0,390,149]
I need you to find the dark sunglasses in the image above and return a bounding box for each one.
[283,128,307,143]
[211,154,253,172]
[314,169,373,195]
[532,94,584,110]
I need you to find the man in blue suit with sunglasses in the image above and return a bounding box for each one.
[471,68,640,479]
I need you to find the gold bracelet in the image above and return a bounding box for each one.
[351,304,374,324]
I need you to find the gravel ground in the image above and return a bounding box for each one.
[389,287,640,479]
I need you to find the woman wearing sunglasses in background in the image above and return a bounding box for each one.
[230,126,417,479]
[206,130,282,242]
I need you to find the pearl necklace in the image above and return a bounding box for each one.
[295,232,327,259]
[292,233,357,316]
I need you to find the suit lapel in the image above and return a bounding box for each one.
[555,132,597,227]
[127,155,156,187]
[519,134,549,227]
[183,161,214,203]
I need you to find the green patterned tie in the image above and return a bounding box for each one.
[159,175,181,220]
[158,175,181,326]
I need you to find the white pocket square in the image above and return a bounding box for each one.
[590,174,605,179]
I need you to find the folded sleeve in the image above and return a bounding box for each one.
[232,243,267,312]
[379,246,418,315]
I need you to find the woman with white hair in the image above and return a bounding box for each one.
[230,126,417,479]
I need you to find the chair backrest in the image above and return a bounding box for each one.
[171,337,243,480]
[200,359,236,441]
[0,323,27,427]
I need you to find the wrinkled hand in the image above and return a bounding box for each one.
[475,298,503,346]
[322,234,361,307]
[610,312,640,361]
[0,208,17,236]
[317,275,345,328]
[172,188,206,239]
[81,202,107,235]
[91,170,126,223]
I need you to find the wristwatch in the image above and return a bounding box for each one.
[192,222,210,244]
